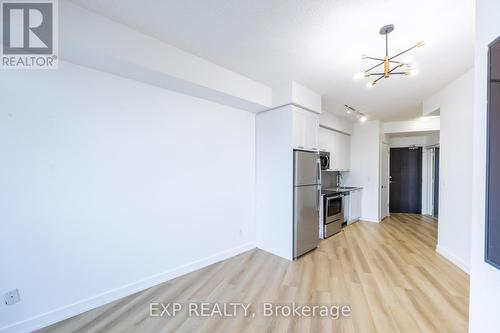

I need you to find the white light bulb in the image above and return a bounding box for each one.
[360,115,368,122]
[366,81,374,88]
[353,72,364,80]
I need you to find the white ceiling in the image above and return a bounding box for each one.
[71,0,474,121]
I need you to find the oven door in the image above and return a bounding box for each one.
[325,195,343,224]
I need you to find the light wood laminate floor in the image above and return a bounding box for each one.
[39,214,469,333]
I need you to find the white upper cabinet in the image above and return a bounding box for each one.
[318,127,350,171]
[304,110,319,151]
[336,131,350,171]
[292,107,319,151]
[292,109,306,149]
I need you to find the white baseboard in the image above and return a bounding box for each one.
[1,243,256,333]
[435,244,470,274]
[255,244,292,261]
[360,216,380,223]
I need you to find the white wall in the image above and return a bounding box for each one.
[423,69,474,273]
[426,132,440,146]
[469,0,500,331]
[388,133,440,148]
[255,106,294,260]
[0,62,256,332]
[272,81,322,114]
[344,121,381,222]
[388,135,428,147]
[319,111,354,135]
[383,117,440,134]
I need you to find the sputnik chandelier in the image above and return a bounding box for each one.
[356,24,424,88]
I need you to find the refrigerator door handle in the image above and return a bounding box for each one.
[316,185,321,212]
[316,158,321,184]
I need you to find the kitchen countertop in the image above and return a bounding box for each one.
[321,187,363,196]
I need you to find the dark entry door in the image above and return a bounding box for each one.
[434,147,440,216]
[389,147,422,213]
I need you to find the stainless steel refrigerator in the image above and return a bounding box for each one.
[293,150,321,258]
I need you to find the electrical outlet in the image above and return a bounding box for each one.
[4,289,20,305]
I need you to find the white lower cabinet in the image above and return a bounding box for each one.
[348,189,362,224]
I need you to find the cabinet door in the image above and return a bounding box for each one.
[339,133,350,171]
[293,108,319,151]
[343,134,351,171]
[319,127,328,152]
[337,132,345,170]
[292,110,306,149]
[330,131,340,170]
[305,112,319,151]
[349,190,362,223]
[331,132,350,171]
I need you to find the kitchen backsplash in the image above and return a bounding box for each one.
[321,171,339,188]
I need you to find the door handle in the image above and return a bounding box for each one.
[316,159,321,184]
[316,185,321,212]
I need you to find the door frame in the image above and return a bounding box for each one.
[380,142,390,220]
[424,145,439,216]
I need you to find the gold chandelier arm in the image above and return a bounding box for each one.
[388,64,404,73]
[364,56,400,64]
[373,75,385,85]
[388,43,419,61]
[364,61,384,73]
[364,56,385,61]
